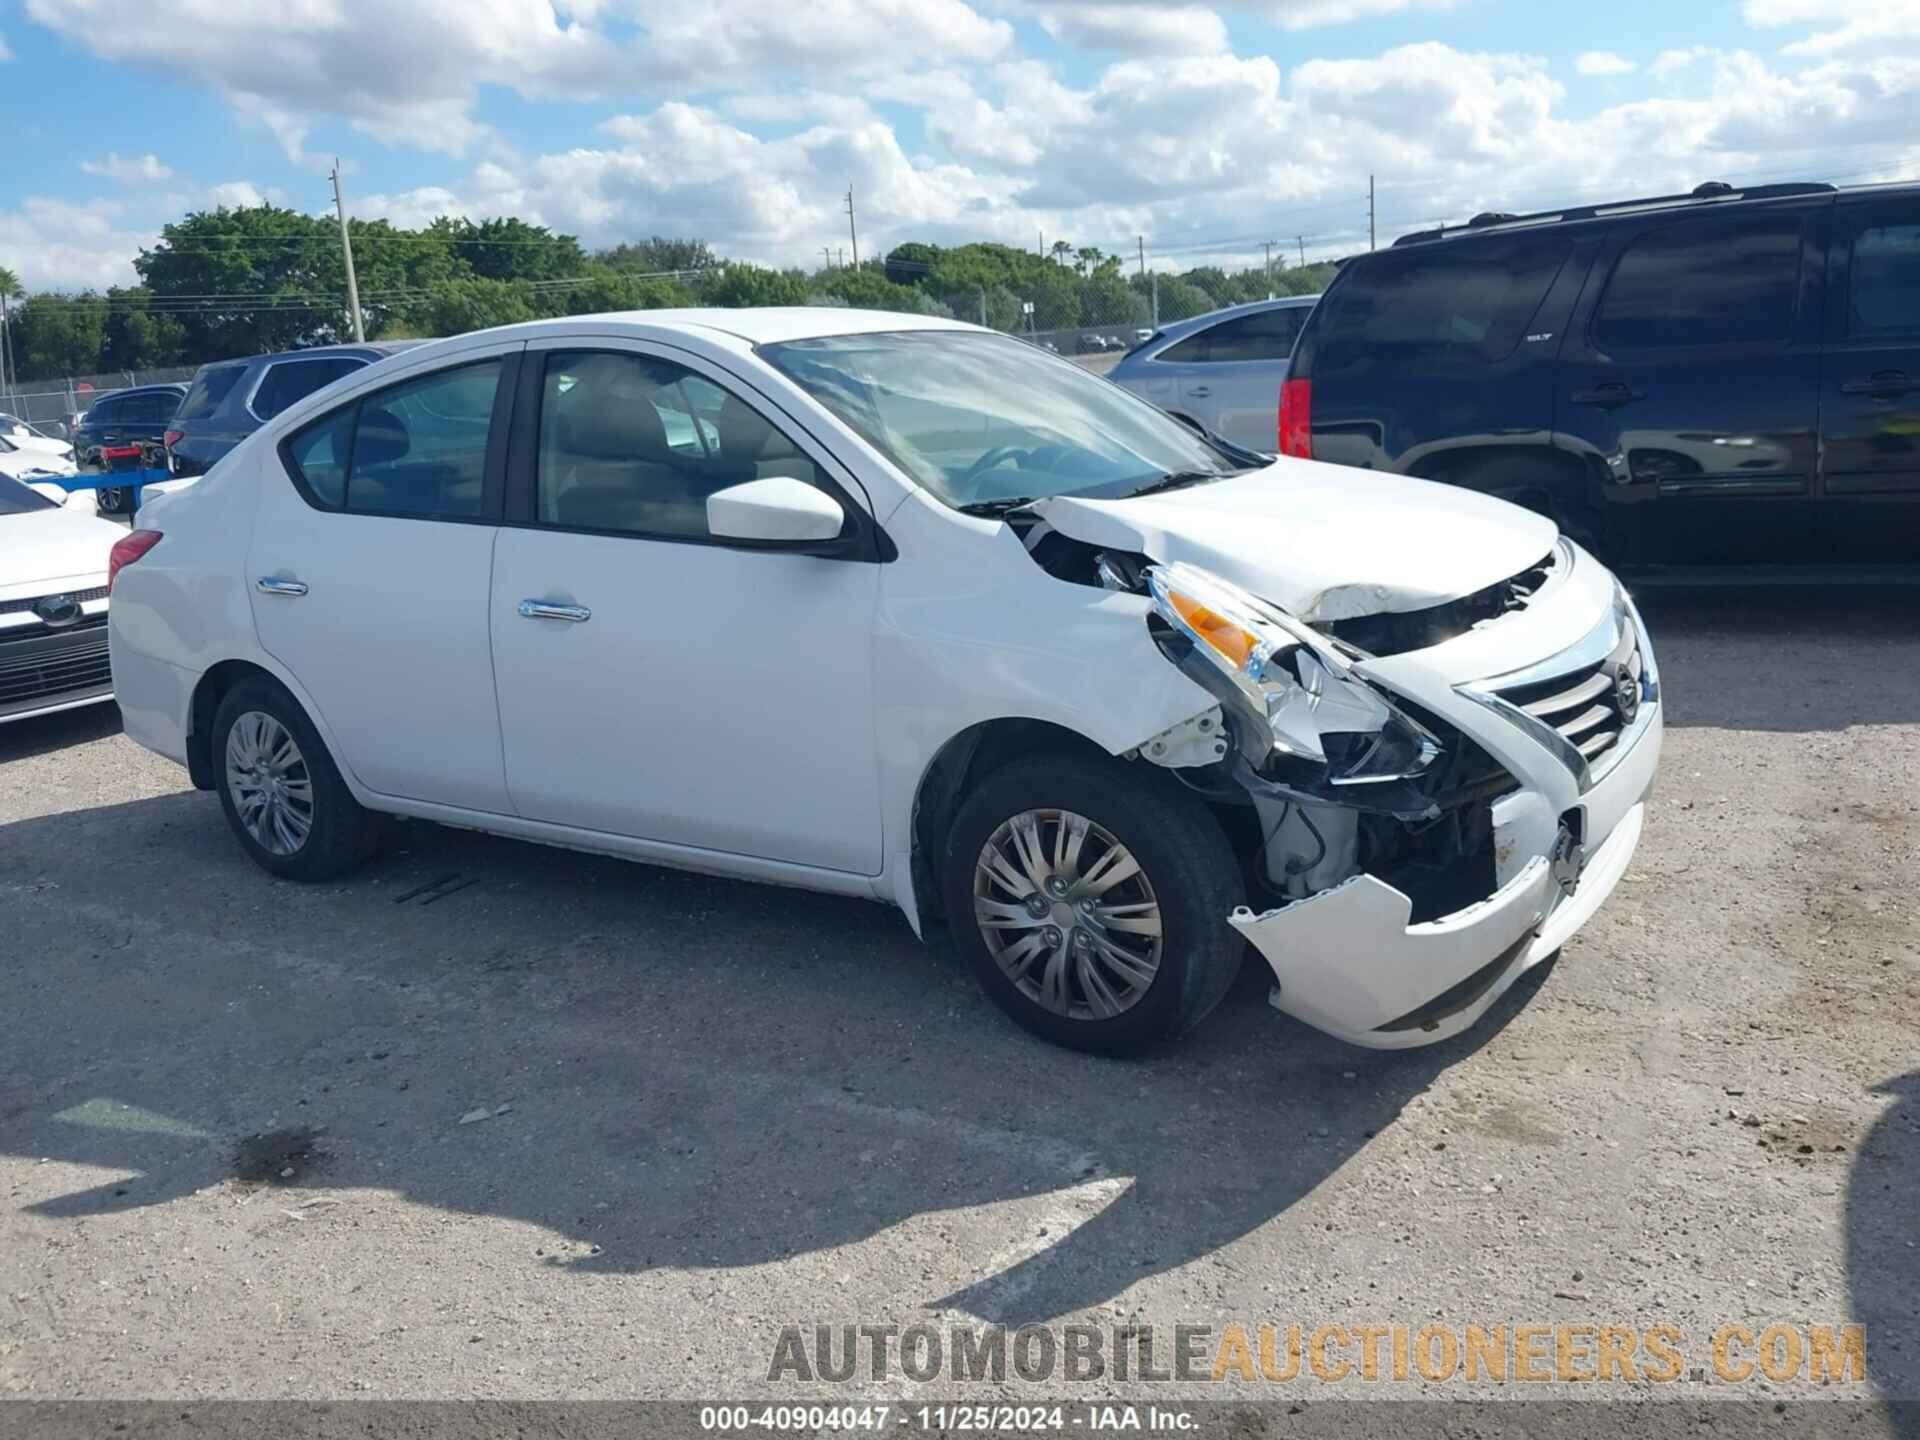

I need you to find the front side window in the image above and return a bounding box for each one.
[283,359,501,517]
[253,357,366,421]
[534,351,834,539]
[1849,218,1920,337]
[761,330,1250,510]
[1595,215,1803,351]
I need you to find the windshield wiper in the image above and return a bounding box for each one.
[957,496,1041,517]
[1126,469,1231,499]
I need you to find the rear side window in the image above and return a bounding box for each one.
[1202,308,1305,362]
[1311,234,1572,373]
[1849,220,1920,336]
[178,365,247,421]
[283,359,502,518]
[84,399,119,426]
[1595,215,1803,350]
[251,357,367,421]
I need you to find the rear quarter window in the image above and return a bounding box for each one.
[178,365,248,422]
[1308,234,1572,377]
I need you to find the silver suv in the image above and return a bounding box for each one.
[1108,295,1320,453]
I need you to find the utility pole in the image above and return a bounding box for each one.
[844,186,859,269]
[330,159,366,343]
[0,291,12,406]
[1297,235,1306,267]
[1137,235,1146,280]
[1368,174,1376,252]
[821,247,834,270]
[1263,239,1276,289]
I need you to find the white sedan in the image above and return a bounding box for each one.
[109,309,1661,1054]
[1,476,121,722]
[0,432,78,484]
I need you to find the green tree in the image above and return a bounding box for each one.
[13,293,107,379]
[884,241,941,287]
[596,237,720,275]
[703,264,809,308]
[542,269,697,316]
[135,205,340,356]
[429,216,585,283]
[418,278,540,336]
[100,288,186,370]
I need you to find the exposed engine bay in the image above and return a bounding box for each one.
[1015,515,1554,924]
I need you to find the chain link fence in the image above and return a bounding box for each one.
[0,366,198,434]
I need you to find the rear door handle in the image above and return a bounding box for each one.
[255,577,308,597]
[1187,385,1211,397]
[518,599,591,623]
[1839,370,1913,398]
[1570,383,1644,408]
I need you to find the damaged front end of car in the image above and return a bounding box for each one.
[1093,548,1661,1049]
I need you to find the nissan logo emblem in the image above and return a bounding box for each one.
[32,594,83,629]
[1614,665,1640,723]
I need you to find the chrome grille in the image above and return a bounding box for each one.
[0,619,112,716]
[1491,628,1643,765]
[0,586,108,616]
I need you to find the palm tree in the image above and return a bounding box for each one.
[1049,239,1072,267]
[0,266,21,400]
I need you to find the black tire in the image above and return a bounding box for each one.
[211,676,380,881]
[941,754,1247,1056]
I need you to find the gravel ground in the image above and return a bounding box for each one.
[0,587,1915,1413]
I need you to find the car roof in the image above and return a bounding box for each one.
[93,383,187,401]
[196,341,420,374]
[1386,178,1891,249]
[1149,294,1321,344]
[470,306,982,352]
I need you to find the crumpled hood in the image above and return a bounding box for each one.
[1031,458,1559,621]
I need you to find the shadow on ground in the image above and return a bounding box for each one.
[0,786,1534,1328]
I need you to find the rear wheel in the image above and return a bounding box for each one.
[941,755,1246,1055]
[212,677,380,881]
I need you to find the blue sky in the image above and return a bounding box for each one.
[1,0,1915,289]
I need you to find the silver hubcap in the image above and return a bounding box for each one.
[973,808,1163,1021]
[225,711,314,856]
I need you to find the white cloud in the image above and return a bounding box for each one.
[1575,51,1637,77]
[206,181,267,210]
[1266,0,1459,30]
[1743,0,1920,58]
[79,153,174,183]
[1037,5,1228,56]
[0,198,148,291]
[0,30,12,60]
[22,0,1011,158]
[1650,45,1717,77]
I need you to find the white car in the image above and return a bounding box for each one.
[0,433,78,483]
[1,476,121,722]
[110,309,1661,1054]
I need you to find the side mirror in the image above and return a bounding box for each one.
[27,482,71,506]
[706,477,845,544]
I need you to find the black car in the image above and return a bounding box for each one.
[166,343,418,481]
[1283,179,1920,568]
[72,383,188,517]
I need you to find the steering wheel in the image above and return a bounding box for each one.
[960,444,1030,489]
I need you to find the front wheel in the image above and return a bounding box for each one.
[941,755,1247,1055]
[212,677,380,881]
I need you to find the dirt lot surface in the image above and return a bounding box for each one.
[1,587,1916,1412]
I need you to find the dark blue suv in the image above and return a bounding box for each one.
[166,342,418,480]
[1283,179,1920,569]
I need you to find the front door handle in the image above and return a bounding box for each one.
[1839,370,1913,398]
[1570,383,1644,408]
[1187,385,1211,398]
[518,599,591,623]
[255,577,309,597]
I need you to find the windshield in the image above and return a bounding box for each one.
[0,475,56,516]
[760,330,1251,509]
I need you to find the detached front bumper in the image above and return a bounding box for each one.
[1232,580,1662,1049]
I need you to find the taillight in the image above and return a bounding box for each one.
[1278,377,1312,459]
[163,429,183,450]
[107,529,162,593]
